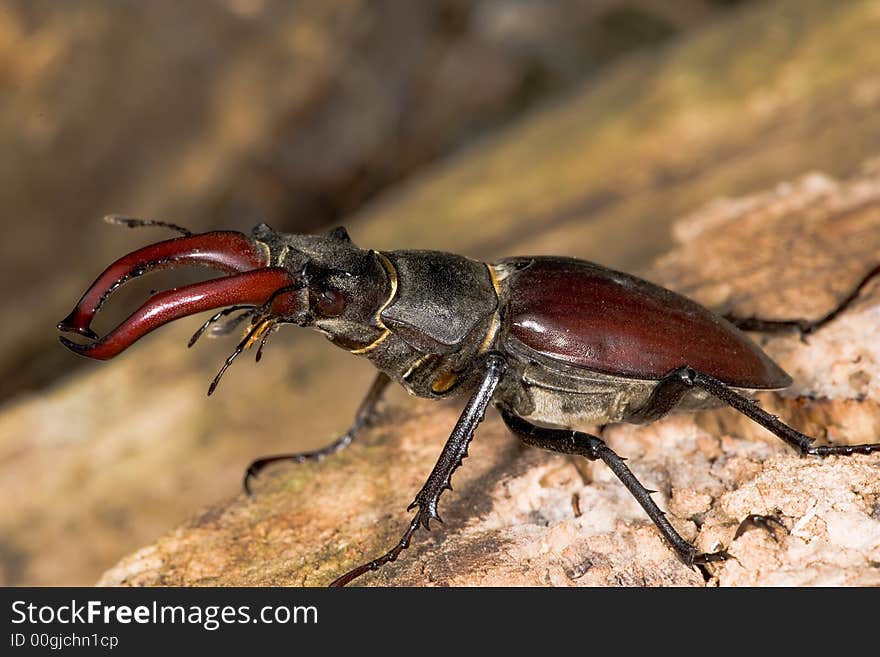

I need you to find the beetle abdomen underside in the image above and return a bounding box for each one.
[502,257,791,390]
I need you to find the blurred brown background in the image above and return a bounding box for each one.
[3,0,743,401]
[2,0,880,585]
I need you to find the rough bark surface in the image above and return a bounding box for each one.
[99,163,880,587]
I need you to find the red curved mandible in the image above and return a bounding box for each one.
[59,268,301,360]
[57,231,267,339]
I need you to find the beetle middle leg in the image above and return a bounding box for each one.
[724,263,880,336]
[329,354,506,586]
[499,410,726,568]
[662,367,880,456]
[243,372,391,495]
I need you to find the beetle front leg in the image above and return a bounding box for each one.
[329,354,507,586]
[243,372,392,495]
[499,410,727,569]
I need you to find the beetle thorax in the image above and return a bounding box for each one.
[359,250,501,399]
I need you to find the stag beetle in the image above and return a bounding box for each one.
[58,217,880,585]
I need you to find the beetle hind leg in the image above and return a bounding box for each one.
[626,374,692,424]
[724,263,880,337]
[499,410,726,570]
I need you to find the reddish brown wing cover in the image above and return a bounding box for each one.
[504,258,791,389]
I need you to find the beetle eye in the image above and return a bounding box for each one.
[316,287,346,317]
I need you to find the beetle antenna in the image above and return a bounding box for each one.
[188,305,257,348]
[208,308,258,339]
[255,323,277,362]
[203,281,305,390]
[249,284,305,362]
[104,214,193,237]
[208,335,247,396]
[207,319,270,396]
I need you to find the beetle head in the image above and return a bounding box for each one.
[57,222,390,393]
[250,223,391,350]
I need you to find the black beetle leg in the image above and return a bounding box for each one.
[667,367,880,456]
[329,354,507,586]
[499,410,726,570]
[243,372,392,495]
[627,375,692,424]
[724,263,880,337]
[734,513,789,542]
